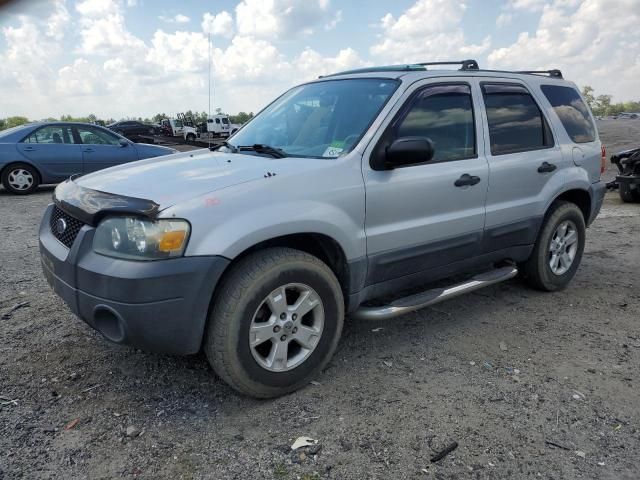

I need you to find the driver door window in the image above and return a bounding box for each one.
[394,84,476,162]
[75,126,120,146]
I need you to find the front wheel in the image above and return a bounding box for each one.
[519,201,586,291]
[204,247,344,398]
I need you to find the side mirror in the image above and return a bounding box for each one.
[118,138,129,147]
[385,137,434,169]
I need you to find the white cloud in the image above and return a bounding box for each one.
[506,0,547,11]
[146,30,209,73]
[202,11,234,37]
[370,0,491,63]
[487,0,640,101]
[235,0,336,38]
[75,0,146,57]
[496,12,513,27]
[56,58,105,95]
[75,0,118,17]
[45,0,71,40]
[159,14,191,24]
[295,47,368,78]
[325,10,342,30]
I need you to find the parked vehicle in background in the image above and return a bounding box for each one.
[107,120,157,138]
[160,118,184,137]
[183,114,232,143]
[610,147,640,202]
[0,122,176,194]
[39,60,605,398]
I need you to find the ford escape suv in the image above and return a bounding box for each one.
[39,60,606,398]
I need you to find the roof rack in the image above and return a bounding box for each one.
[416,59,479,70]
[320,61,563,80]
[515,69,563,79]
[320,59,479,78]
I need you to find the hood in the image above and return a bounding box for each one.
[75,149,291,209]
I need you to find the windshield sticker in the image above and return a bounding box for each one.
[323,141,345,158]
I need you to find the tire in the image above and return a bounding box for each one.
[204,247,344,398]
[186,134,196,144]
[619,181,640,203]
[519,201,586,291]
[1,163,40,195]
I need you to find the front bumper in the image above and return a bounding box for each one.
[587,180,606,226]
[39,204,229,355]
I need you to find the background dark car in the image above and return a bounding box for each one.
[107,120,159,138]
[0,122,177,194]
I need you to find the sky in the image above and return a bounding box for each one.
[1,0,639,120]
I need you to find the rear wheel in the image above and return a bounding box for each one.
[519,201,585,291]
[204,247,344,398]
[1,163,40,195]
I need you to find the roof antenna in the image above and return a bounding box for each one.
[208,31,212,150]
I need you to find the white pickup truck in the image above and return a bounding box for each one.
[183,114,234,143]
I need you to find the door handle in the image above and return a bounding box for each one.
[83,148,94,152]
[454,174,481,187]
[23,146,35,151]
[537,161,557,173]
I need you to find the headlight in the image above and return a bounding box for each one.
[93,216,190,260]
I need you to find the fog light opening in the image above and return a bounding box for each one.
[93,306,125,343]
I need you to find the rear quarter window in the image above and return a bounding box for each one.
[541,85,596,143]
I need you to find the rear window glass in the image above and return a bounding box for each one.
[482,83,553,155]
[541,85,596,143]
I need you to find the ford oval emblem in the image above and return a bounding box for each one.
[56,218,67,235]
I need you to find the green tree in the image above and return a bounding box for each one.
[594,95,612,116]
[581,85,595,110]
[1,116,30,129]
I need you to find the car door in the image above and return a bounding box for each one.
[363,80,489,285]
[16,125,82,181]
[476,79,565,254]
[74,125,138,174]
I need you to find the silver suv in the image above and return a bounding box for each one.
[39,60,606,398]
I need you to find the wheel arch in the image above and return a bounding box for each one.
[549,188,591,223]
[226,232,352,296]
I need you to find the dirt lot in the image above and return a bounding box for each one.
[1,121,639,480]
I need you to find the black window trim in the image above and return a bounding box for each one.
[539,83,596,145]
[371,81,479,170]
[480,81,555,156]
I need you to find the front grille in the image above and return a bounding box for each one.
[50,206,85,248]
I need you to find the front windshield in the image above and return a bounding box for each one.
[229,78,399,158]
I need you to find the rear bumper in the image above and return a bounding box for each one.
[39,204,229,355]
[587,181,606,226]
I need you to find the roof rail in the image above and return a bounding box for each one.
[515,69,563,79]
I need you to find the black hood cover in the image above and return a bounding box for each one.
[53,179,160,226]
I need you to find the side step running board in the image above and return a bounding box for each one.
[352,266,518,321]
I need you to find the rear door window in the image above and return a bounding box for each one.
[482,83,553,155]
[540,85,596,143]
[23,125,74,144]
[394,83,476,162]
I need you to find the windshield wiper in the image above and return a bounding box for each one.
[237,144,288,158]
[212,141,238,153]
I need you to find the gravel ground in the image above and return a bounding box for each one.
[1,121,639,479]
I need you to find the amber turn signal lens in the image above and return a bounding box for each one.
[158,230,187,252]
